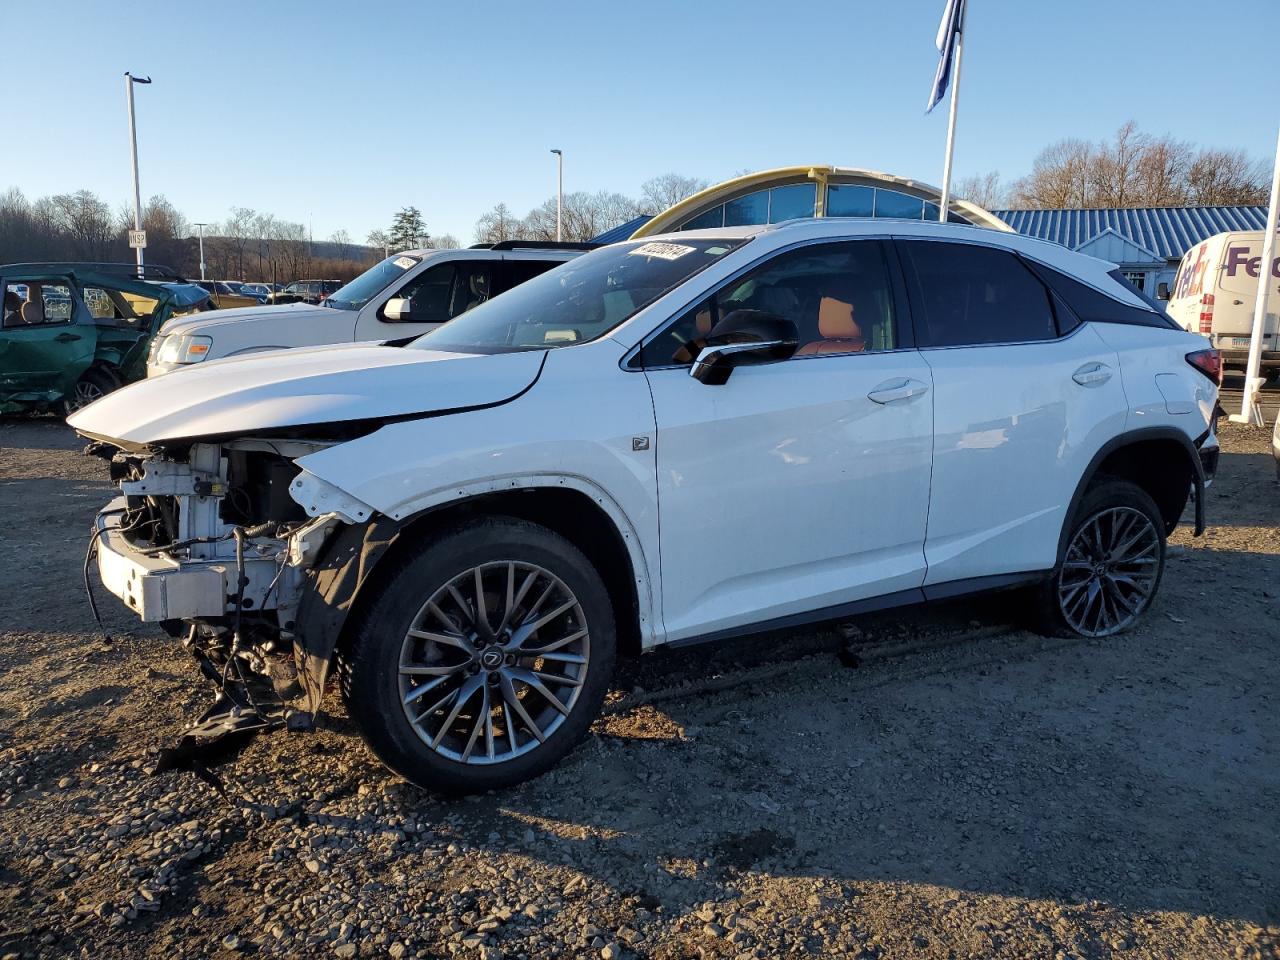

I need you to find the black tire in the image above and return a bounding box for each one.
[62,366,120,416]
[1029,478,1166,638]
[339,517,616,794]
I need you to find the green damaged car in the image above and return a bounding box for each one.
[0,263,210,415]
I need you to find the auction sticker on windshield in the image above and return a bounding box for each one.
[628,242,696,261]
[393,256,417,270]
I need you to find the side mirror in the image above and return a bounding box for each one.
[1156,282,1170,301]
[690,310,799,385]
[383,297,414,322]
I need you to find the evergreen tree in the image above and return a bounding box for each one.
[388,207,427,251]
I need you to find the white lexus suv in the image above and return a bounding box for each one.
[71,219,1221,793]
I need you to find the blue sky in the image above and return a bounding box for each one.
[4,0,1276,244]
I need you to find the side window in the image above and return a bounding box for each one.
[84,286,160,327]
[634,241,899,368]
[448,261,493,318]
[1029,263,1177,330]
[389,263,455,323]
[2,282,73,327]
[496,258,560,294]
[901,242,1056,347]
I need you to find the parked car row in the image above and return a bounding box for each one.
[69,219,1221,794]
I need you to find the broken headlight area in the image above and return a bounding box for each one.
[87,437,352,770]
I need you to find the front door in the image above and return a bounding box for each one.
[639,240,934,642]
[355,259,494,342]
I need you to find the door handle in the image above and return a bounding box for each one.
[54,332,81,343]
[868,378,929,404]
[1072,362,1112,387]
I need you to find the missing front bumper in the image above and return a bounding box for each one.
[93,499,282,622]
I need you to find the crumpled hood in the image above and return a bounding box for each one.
[159,301,331,337]
[68,343,545,447]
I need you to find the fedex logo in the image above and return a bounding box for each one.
[1174,242,1210,300]
[1224,245,1280,280]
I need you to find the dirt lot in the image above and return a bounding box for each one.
[0,417,1277,960]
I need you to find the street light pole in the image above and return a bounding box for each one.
[124,72,151,272]
[550,149,563,242]
[192,222,208,281]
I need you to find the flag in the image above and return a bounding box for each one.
[927,0,966,113]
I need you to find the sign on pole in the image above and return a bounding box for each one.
[127,229,147,250]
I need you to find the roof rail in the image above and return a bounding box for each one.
[475,240,600,252]
[0,261,187,282]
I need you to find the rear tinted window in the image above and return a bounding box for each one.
[900,241,1057,347]
[1030,264,1177,329]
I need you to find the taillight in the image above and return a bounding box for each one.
[1198,293,1215,334]
[1186,348,1222,385]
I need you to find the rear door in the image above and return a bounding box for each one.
[897,239,1128,584]
[0,275,95,396]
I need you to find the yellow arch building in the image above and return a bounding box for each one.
[628,165,1013,238]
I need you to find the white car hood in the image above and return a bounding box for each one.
[159,301,332,337]
[68,344,545,447]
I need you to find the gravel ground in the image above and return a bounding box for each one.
[0,417,1277,960]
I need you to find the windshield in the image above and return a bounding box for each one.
[411,239,749,354]
[325,254,422,310]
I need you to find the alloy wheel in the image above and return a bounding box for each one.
[1057,506,1160,637]
[65,379,105,413]
[397,561,589,764]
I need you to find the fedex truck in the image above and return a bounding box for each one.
[1166,230,1280,380]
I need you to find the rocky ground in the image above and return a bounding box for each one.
[0,417,1277,960]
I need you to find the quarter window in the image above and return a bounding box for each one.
[635,241,898,367]
[900,242,1057,347]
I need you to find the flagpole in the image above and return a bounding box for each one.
[1230,123,1280,426]
[937,0,966,222]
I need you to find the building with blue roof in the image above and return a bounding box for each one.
[590,167,1266,300]
[992,206,1268,295]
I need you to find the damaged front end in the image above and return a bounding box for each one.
[87,436,386,761]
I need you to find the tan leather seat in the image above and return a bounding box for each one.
[20,289,44,325]
[795,296,864,355]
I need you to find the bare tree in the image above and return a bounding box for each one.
[1186,149,1269,205]
[431,234,461,250]
[1132,136,1193,206]
[474,203,523,245]
[952,172,1006,209]
[521,191,643,242]
[1010,138,1095,208]
[329,229,351,261]
[222,207,256,278]
[46,190,114,259]
[1089,121,1149,207]
[366,229,390,257]
[639,173,709,213]
[1009,122,1269,209]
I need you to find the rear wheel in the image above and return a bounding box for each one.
[62,366,119,416]
[340,517,616,794]
[1031,479,1166,638]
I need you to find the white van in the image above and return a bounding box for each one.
[1166,230,1279,380]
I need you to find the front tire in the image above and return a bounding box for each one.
[340,517,616,794]
[62,366,119,416]
[1032,479,1166,638]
